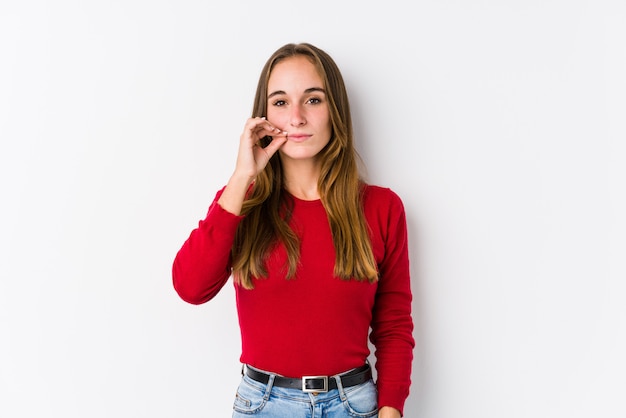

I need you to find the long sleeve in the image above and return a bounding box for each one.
[172,189,243,305]
[367,189,415,415]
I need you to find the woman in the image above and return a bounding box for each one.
[173,43,414,418]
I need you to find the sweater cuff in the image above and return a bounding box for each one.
[205,200,244,230]
[377,382,410,416]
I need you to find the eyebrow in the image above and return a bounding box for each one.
[267,87,326,99]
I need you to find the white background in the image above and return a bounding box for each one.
[1,1,625,417]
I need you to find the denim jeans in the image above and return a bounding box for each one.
[232,366,378,417]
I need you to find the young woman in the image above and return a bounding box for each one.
[173,43,414,418]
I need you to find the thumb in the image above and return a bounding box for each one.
[262,133,288,158]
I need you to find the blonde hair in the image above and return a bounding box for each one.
[232,43,378,289]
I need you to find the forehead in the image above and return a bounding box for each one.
[268,55,323,91]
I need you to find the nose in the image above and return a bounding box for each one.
[289,104,306,127]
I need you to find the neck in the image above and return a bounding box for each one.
[281,157,322,201]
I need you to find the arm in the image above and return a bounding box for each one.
[172,191,242,304]
[172,117,286,304]
[370,191,415,416]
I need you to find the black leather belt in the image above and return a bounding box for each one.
[243,364,372,393]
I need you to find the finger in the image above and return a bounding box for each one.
[261,134,288,158]
[243,118,285,152]
[255,117,288,137]
[245,117,277,133]
[242,118,267,140]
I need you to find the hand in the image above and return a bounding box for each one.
[234,117,287,182]
[379,406,402,418]
[218,117,288,215]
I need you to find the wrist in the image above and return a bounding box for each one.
[230,170,255,187]
[218,173,254,216]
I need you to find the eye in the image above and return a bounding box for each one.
[271,99,286,107]
[306,97,322,105]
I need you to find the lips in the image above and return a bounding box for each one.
[287,134,311,143]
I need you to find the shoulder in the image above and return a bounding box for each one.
[362,184,406,211]
[361,184,408,248]
[361,184,407,224]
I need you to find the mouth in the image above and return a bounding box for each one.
[287,134,311,143]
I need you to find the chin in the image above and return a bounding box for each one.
[279,148,322,161]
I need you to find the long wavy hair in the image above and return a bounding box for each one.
[231,43,378,289]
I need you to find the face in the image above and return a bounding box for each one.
[266,55,332,163]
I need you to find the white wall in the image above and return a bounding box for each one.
[1,1,624,417]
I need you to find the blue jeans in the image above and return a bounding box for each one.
[232,367,379,417]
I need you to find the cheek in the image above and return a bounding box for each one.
[321,108,331,129]
[266,109,285,127]
[322,115,332,136]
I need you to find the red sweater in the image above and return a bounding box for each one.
[172,185,414,414]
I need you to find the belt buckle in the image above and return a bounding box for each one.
[302,375,328,393]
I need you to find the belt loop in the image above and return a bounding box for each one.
[333,374,347,401]
[263,374,276,400]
